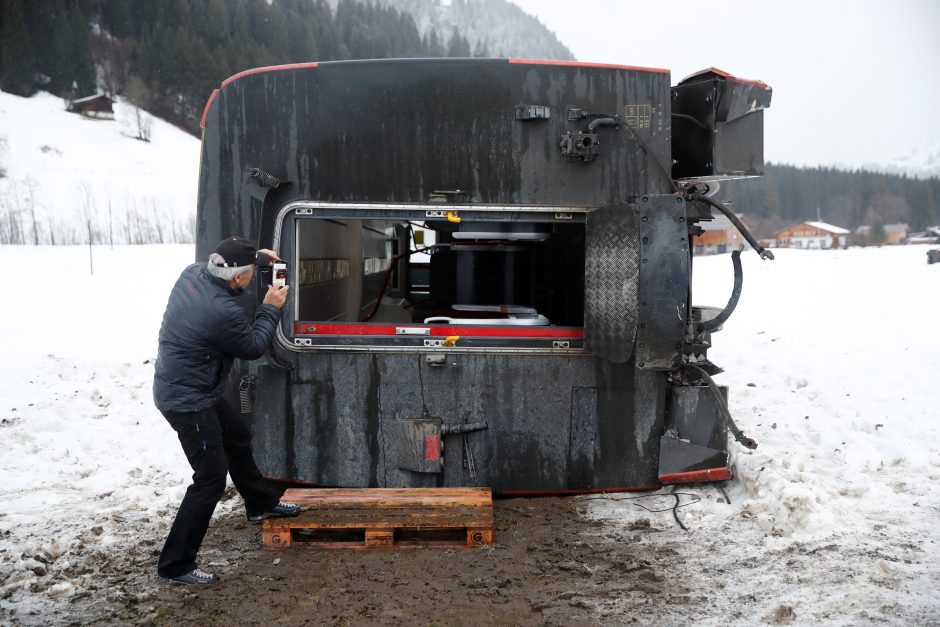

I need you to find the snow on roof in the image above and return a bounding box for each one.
[884,223,910,234]
[70,92,113,104]
[804,221,850,235]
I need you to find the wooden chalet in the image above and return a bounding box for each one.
[692,213,751,255]
[775,221,849,250]
[67,93,114,119]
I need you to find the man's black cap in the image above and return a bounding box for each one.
[213,236,257,268]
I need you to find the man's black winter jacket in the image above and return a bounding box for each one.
[153,263,282,413]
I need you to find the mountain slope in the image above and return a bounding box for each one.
[328,0,574,59]
[0,90,199,245]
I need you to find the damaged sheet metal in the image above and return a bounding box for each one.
[636,195,690,370]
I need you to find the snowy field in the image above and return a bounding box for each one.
[0,243,938,624]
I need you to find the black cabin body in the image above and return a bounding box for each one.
[196,58,771,493]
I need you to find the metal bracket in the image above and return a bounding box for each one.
[552,340,570,349]
[560,131,600,162]
[295,207,313,215]
[396,327,431,336]
[294,338,313,346]
[428,190,466,203]
[426,354,458,368]
[515,104,551,120]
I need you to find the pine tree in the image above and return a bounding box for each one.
[0,0,38,96]
[446,27,471,57]
[69,5,97,95]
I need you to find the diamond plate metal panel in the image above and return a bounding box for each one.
[584,204,640,363]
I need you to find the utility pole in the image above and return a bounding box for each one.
[88,217,94,276]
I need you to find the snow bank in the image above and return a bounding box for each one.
[586,245,940,623]
[1,244,938,623]
[0,90,199,242]
[0,245,216,616]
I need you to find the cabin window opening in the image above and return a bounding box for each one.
[289,214,585,349]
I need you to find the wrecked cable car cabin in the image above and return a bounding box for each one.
[196,58,772,493]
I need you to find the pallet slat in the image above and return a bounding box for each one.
[263,488,494,550]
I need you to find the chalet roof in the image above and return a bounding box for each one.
[70,93,113,105]
[803,221,850,235]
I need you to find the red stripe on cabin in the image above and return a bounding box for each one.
[658,466,731,485]
[199,89,219,129]
[293,322,584,339]
[201,62,319,128]
[501,485,661,497]
[682,67,769,90]
[508,58,669,75]
[220,62,319,89]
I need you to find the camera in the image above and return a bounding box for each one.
[272,262,288,287]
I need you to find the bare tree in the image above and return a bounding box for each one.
[124,76,152,142]
[76,182,100,245]
[23,177,41,245]
[0,135,8,179]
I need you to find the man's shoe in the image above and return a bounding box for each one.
[160,568,220,585]
[247,502,302,522]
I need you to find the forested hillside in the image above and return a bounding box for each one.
[721,164,940,234]
[0,0,477,135]
[328,0,574,60]
[1,0,937,234]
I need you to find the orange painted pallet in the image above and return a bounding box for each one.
[262,488,494,549]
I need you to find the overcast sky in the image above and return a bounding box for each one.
[508,0,940,170]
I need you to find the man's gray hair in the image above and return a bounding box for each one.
[207,252,253,281]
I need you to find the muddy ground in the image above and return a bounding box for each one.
[14,495,712,626]
[6,485,936,626]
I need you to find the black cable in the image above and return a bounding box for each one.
[683,363,758,450]
[688,194,774,260]
[361,244,444,322]
[699,249,743,333]
[717,483,731,505]
[622,121,679,194]
[670,112,709,131]
[582,491,700,513]
[670,488,687,531]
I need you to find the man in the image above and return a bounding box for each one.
[153,236,300,585]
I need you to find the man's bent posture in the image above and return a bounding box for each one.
[153,236,300,585]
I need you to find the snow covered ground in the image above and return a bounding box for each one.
[0,90,199,243]
[586,244,940,623]
[0,243,938,624]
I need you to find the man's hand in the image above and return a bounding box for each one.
[256,248,281,266]
[263,284,290,309]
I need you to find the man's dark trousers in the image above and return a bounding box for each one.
[158,398,280,578]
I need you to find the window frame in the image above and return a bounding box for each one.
[271,201,591,355]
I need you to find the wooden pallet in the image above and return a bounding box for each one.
[262,487,494,549]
